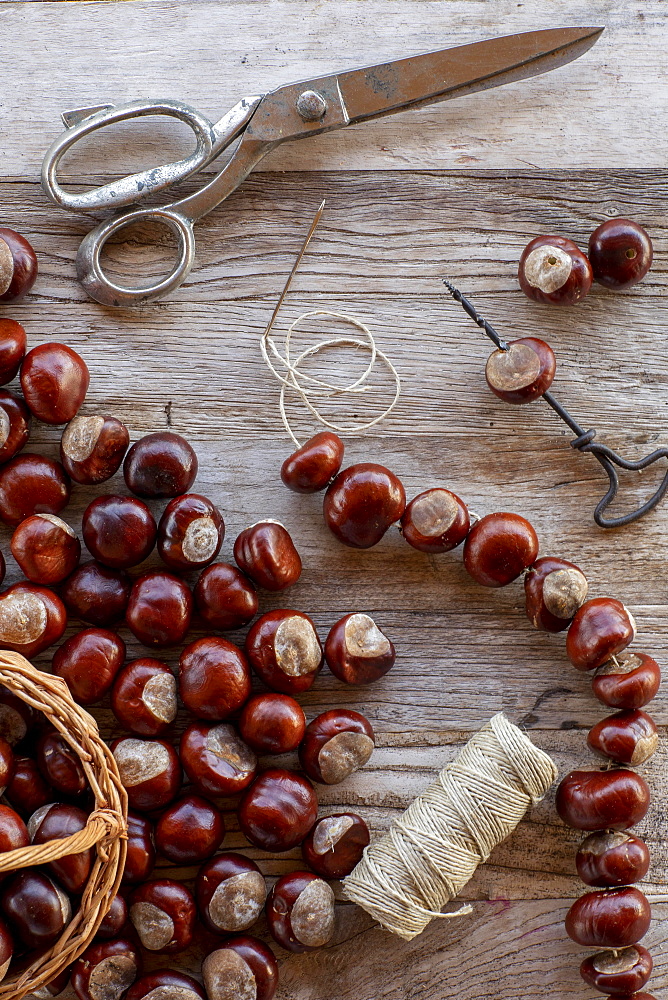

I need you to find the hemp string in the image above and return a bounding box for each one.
[259,200,401,447]
[343,713,558,941]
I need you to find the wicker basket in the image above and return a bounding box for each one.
[0,651,128,1000]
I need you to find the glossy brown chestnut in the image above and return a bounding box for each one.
[324,613,395,685]
[37,729,87,797]
[518,234,593,305]
[245,609,323,695]
[202,936,278,1000]
[0,870,71,949]
[155,793,224,864]
[20,343,89,425]
[0,318,26,383]
[121,811,156,885]
[82,495,156,570]
[60,415,129,485]
[0,739,13,794]
[266,871,335,952]
[196,853,267,935]
[588,709,658,765]
[52,628,125,705]
[239,693,306,754]
[0,582,67,658]
[239,768,318,852]
[234,521,302,591]
[300,709,375,785]
[576,831,651,888]
[580,945,653,996]
[11,514,80,584]
[400,488,470,553]
[0,803,29,852]
[567,598,636,671]
[463,512,539,587]
[130,879,196,953]
[323,463,406,548]
[524,556,588,632]
[71,938,141,1000]
[29,802,92,893]
[126,571,192,647]
[0,389,30,464]
[62,561,131,627]
[179,636,251,720]
[126,971,205,1000]
[592,652,661,710]
[157,493,224,571]
[565,886,651,947]
[194,562,258,631]
[96,895,128,940]
[179,721,257,797]
[0,227,38,302]
[555,768,650,831]
[302,812,370,878]
[5,757,53,815]
[112,737,181,812]
[281,431,344,493]
[0,453,71,527]
[111,658,177,737]
[0,687,35,747]
[485,337,556,404]
[124,432,198,499]
[589,218,653,290]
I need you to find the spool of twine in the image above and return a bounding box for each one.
[343,713,558,941]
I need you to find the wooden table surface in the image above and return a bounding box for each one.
[2,1,668,998]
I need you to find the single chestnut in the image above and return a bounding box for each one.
[589,218,653,290]
[524,556,588,632]
[0,453,71,526]
[592,652,661,710]
[281,431,344,493]
[565,886,651,947]
[299,709,375,784]
[302,812,370,878]
[580,945,653,995]
[37,729,87,797]
[60,415,129,485]
[0,739,13,794]
[266,871,335,952]
[11,513,80,584]
[121,811,156,885]
[111,658,177,737]
[125,571,192,647]
[0,870,71,949]
[196,853,266,935]
[52,628,125,705]
[400,488,470,553]
[124,432,198,498]
[239,768,318,852]
[325,612,395,685]
[179,636,251,720]
[96,895,128,940]
[126,971,205,1000]
[0,318,26,383]
[485,337,556,404]
[82,495,156,570]
[71,938,141,1000]
[20,343,90,424]
[0,389,30,464]
[157,493,224,571]
[567,598,636,670]
[5,757,53,815]
[202,936,278,1000]
[323,463,406,548]
[0,803,29,852]
[0,687,35,746]
[194,562,258,631]
[62,561,131,627]
[463,512,539,587]
[179,721,257,797]
[130,879,196,953]
[245,609,323,694]
[112,737,181,812]
[29,802,92,894]
[0,227,38,302]
[0,582,67,658]
[239,693,306,754]
[588,709,658,765]
[155,793,224,864]
[518,234,593,305]
[233,521,302,591]
[576,831,651,888]
[555,768,650,831]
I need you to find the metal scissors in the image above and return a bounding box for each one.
[41,25,602,308]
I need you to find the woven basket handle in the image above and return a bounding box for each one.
[0,808,126,873]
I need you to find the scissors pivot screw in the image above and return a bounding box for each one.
[295,90,328,121]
